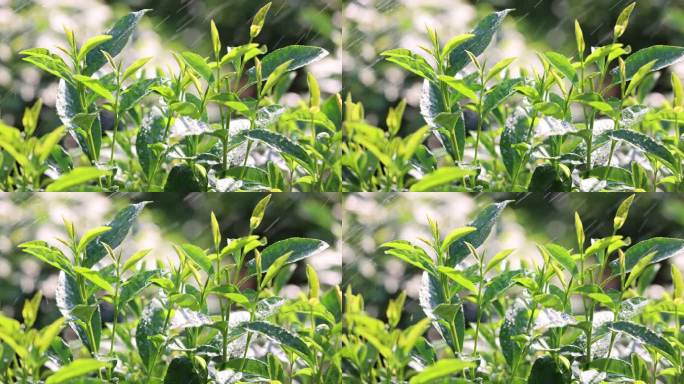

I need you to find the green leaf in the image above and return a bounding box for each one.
[136,110,165,178]
[501,107,529,177]
[83,10,150,75]
[614,2,636,39]
[606,321,677,363]
[448,201,511,266]
[250,194,271,231]
[409,167,475,192]
[483,78,523,114]
[46,167,110,192]
[419,80,446,129]
[485,249,514,273]
[611,45,684,83]
[625,252,655,288]
[482,270,523,304]
[382,240,436,274]
[45,358,108,384]
[55,272,102,353]
[19,241,74,275]
[543,243,576,273]
[246,45,329,85]
[122,248,152,272]
[500,299,529,367]
[419,272,458,352]
[243,129,311,165]
[247,238,329,275]
[544,51,577,83]
[437,266,477,294]
[250,2,272,39]
[181,51,213,82]
[122,56,152,81]
[84,202,148,267]
[604,129,675,167]
[441,227,478,253]
[381,48,435,80]
[613,195,635,232]
[164,164,204,192]
[527,355,569,384]
[409,359,476,384]
[56,79,102,160]
[119,270,158,305]
[163,356,202,384]
[77,226,112,254]
[610,237,684,275]
[77,35,113,63]
[438,76,478,100]
[73,266,115,295]
[119,78,157,112]
[447,9,513,75]
[180,244,212,272]
[136,300,166,372]
[241,321,312,364]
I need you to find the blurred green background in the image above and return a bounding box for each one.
[342,193,684,323]
[0,192,340,326]
[343,0,684,129]
[0,0,340,129]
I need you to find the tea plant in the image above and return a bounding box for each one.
[1,3,342,192]
[342,194,684,383]
[0,195,343,383]
[343,2,684,192]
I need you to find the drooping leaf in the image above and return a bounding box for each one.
[381,48,434,80]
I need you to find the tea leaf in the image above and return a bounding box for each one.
[73,266,115,295]
[119,270,158,304]
[437,266,477,294]
[447,9,513,75]
[614,2,636,40]
[83,10,150,75]
[19,241,74,275]
[250,194,271,231]
[243,129,311,164]
[500,299,529,367]
[409,359,476,384]
[45,358,108,384]
[250,2,272,39]
[181,52,213,82]
[246,45,329,85]
[84,202,148,267]
[381,49,434,80]
[528,355,569,384]
[611,45,684,83]
[247,237,329,275]
[606,321,677,363]
[180,244,212,273]
[241,321,312,363]
[409,167,475,192]
[164,164,204,192]
[382,240,435,274]
[45,167,110,192]
[164,356,202,384]
[614,194,635,232]
[447,201,511,266]
[136,110,165,178]
[122,248,152,273]
[544,51,577,83]
[482,270,523,303]
[136,300,166,371]
[610,237,684,274]
[77,35,113,63]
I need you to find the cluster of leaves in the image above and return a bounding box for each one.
[0,195,344,383]
[343,194,684,383]
[343,2,684,192]
[1,3,342,192]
